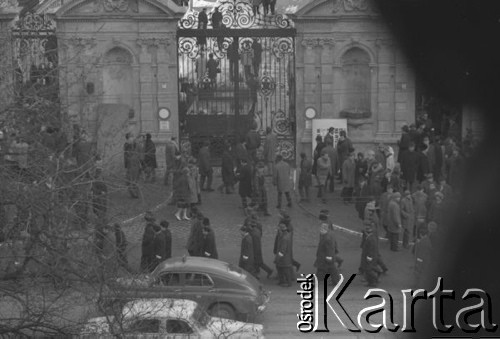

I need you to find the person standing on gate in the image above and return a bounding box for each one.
[206,53,219,89]
[211,6,222,28]
[274,155,292,209]
[263,127,277,176]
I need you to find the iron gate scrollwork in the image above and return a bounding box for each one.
[11,12,58,98]
[177,0,296,163]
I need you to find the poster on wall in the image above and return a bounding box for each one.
[311,119,348,153]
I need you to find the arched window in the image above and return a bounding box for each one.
[341,47,371,115]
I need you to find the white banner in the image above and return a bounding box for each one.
[311,119,348,153]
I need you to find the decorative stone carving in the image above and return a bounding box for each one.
[301,38,335,49]
[332,0,372,13]
[102,0,129,12]
[136,37,172,48]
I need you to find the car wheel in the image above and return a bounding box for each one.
[209,303,236,320]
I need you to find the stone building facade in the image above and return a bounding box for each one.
[2,0,425,171]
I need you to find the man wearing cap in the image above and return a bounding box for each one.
[239,226,256,276]
[387,192,402,251]
[274,223,293,287]
[319,211,343,269]
[274,210,301,272]
[140,211,159,272]
[314,222,339,285]
[400,189,415,249]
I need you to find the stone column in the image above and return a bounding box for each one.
[375,39,396,140]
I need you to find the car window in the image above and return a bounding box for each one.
[127,318,160,333]
[184,273,214,287]
[166,319,193,334]
[157,272,182,286]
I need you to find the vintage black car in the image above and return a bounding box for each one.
[101,257,270,322]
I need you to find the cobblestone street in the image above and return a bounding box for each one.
[116,172,416,338]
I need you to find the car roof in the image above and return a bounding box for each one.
[154,257,249,281]
[122,299,198,319]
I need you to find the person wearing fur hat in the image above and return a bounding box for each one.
[387,192,402,251]
[239,226,256,276]
[140,211,159,272]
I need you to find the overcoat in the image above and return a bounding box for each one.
[399,149,419,183]
[314,233,336,269]
[202,230,218,259]
[198,146,212,173]
[387,199,402,233]
[298,158,312,187]
[250,226,264,265]
[342,157,356,188]
[274,160,291,192]
[237,163,253,197]
[239,233,255,273]
[144,139,157,168]
[400,195,415,231]
[140,222,157,272]
[187,219,204,256]
[274,231,292,267]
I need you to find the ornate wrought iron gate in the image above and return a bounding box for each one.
[10,12,58,98]
[177,0,296,163]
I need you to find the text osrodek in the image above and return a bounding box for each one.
[296,274,498,334]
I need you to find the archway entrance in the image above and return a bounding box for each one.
[176,0,297,163]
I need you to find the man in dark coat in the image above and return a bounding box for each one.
[337,130,352,179]
[248,218,273,278]
[198,7,208,29]
[314,223,339,286]
[201,222,218,259]
[355,152,368,184]
[397,124,411,163]
[399,142,419,191]
[274,155,292,209]
[159,220,172,260]
[239,226,255,276]
[417,144,431,183]
[277,211,300,271]
[211,6,222,28]
[198,140,213,192]
[113,223,129,271]
[140,211,158,273]
[164,137,178,186]
[186,210,204,256]
[274,223,293,287]
[236,158,253,211]
[360,221,382,287]
[298,152,312,202]
[245,125,261,164]
[144,133,157,183]
[219,142,235,194]
[124,133,141,199]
